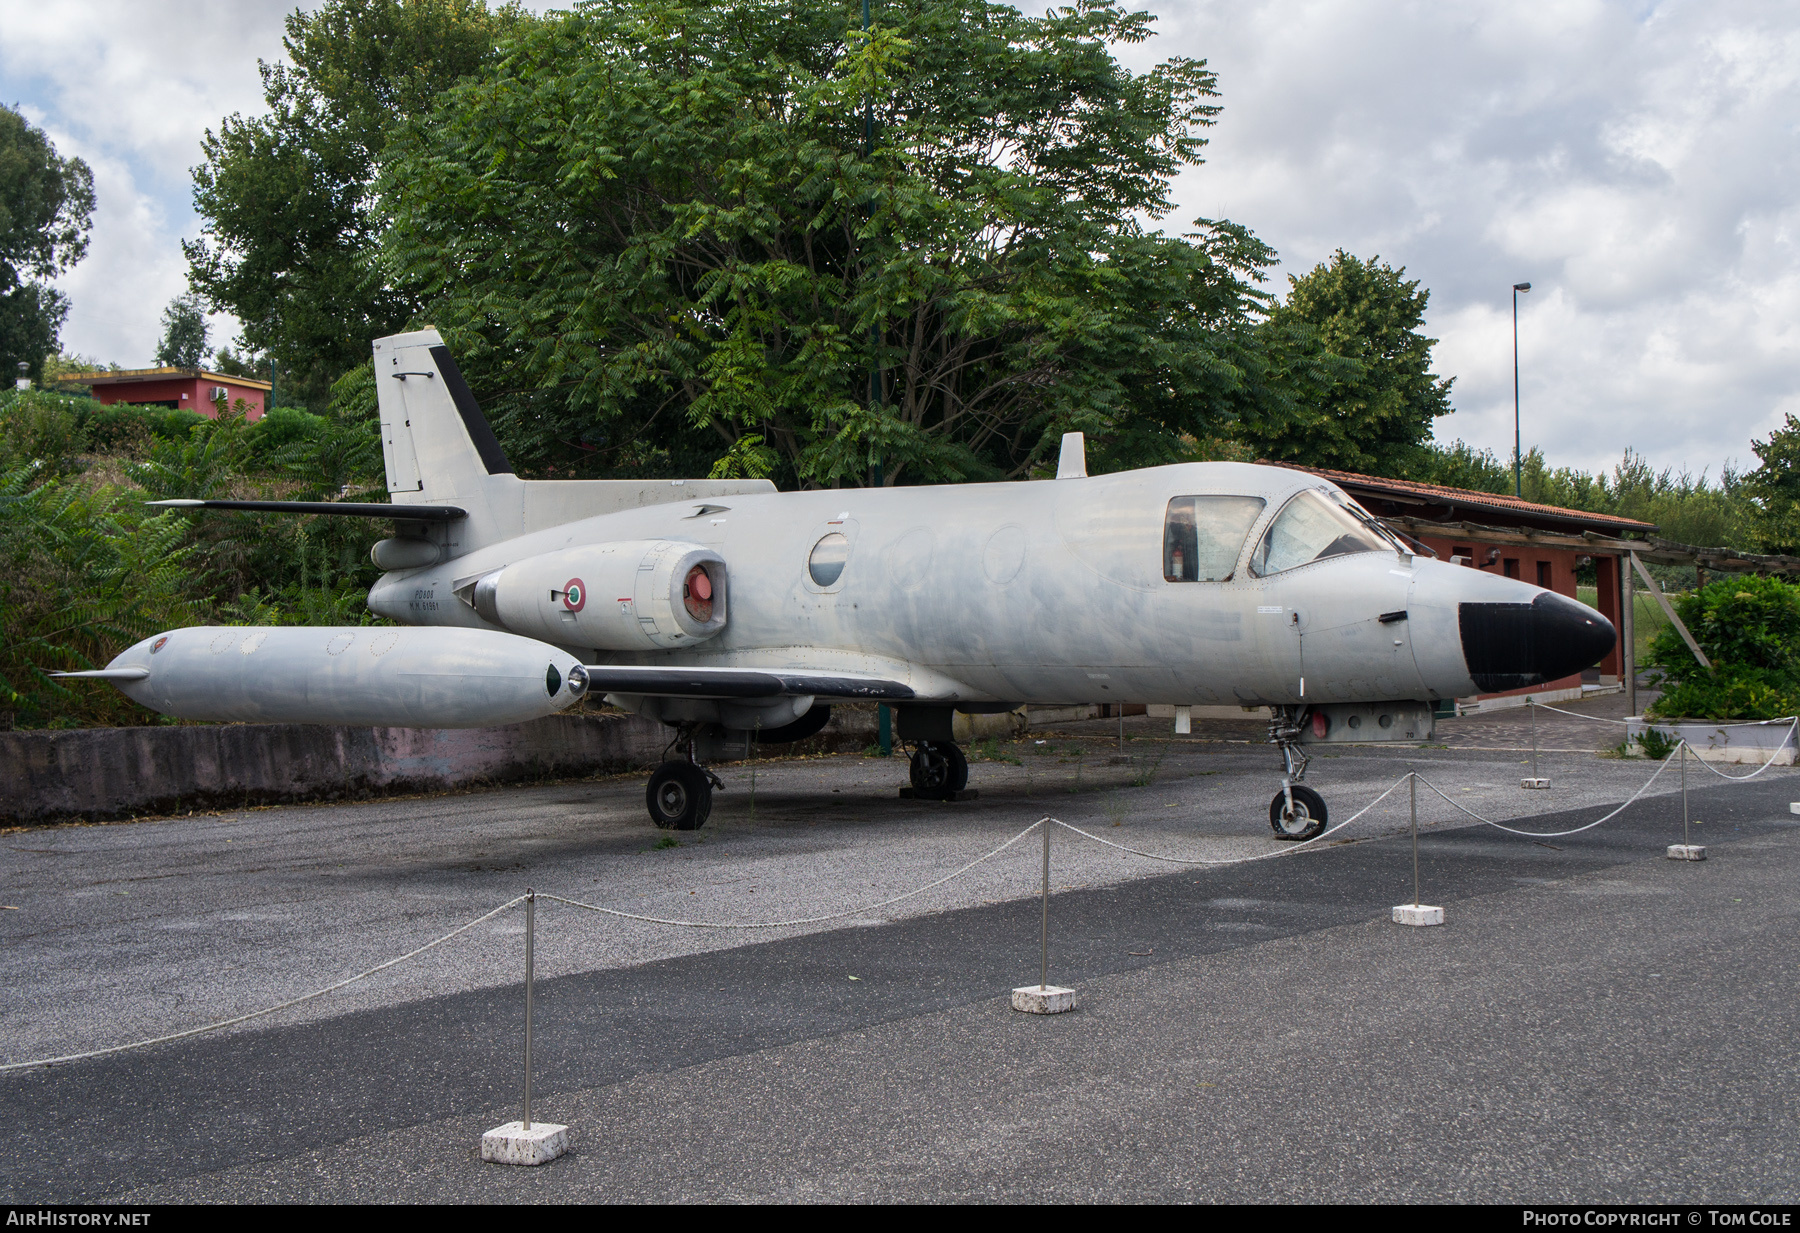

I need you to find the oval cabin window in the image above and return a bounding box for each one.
[808,532,851,586]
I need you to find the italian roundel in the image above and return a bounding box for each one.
[562,579,587,612]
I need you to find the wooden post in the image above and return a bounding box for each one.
[1630,552,1711,670]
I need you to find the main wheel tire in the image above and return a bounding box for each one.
[909,741,968,800]
[647,761,712,830]
[944,742,969,792]
[1269,785,1327,841]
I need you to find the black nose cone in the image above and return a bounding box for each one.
[1459,592,1617,692]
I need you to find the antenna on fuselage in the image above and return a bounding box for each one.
[1056,432,1087,479]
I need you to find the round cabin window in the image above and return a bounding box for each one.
[809,532,851,587]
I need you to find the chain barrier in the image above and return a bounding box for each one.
[9,723,1793,1074]
[0,894,529,1074]
[542,817,1049,929]
[1529,699,1799,730]
[1047,771,1414,866]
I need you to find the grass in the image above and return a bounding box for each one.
[971,737,1022,765]
[1130,740,1173,787]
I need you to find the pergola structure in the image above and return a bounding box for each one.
[1275,463,1800,716]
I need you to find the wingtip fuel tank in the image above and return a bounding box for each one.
[86,626,588,729]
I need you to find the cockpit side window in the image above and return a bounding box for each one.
[1163,496,1267,582]
[1249,489,1390,577]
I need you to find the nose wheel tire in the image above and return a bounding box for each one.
[648,760,712,830]
[909,741,969,800]
[1269,785,1327,841]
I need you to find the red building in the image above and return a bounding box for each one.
[73,367,271,421]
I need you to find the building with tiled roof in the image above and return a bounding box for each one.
[70,367,270,421]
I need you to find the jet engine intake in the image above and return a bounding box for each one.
[456,539,728,650]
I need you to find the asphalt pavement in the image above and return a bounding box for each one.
[3,705,1798,1202]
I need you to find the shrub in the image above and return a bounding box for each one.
[246,405,327,467]
[1646,576,1800,721]
[0,389,90,474]
[0,462,197,728]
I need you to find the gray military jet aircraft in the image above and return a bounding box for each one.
[62,329,1615,836]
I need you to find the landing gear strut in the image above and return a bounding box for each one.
[1267,706,1327,841]
[646,724,725,830]
[907,740,969,801]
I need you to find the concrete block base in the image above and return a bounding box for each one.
[481,1121,569,1166]
[898,787,980,801]
[1521,777,1550,789]
[1012,985,1077,1014]
[1392,904,1445,926]
[1667,844,1707,861]
[1789,802,1800,816]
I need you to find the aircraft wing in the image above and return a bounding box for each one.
[148,499,466,521]
[581,664,915,701]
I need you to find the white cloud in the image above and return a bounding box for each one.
[0,0,290,364]
[4,0,1797,479]
[1089,0,1800,479]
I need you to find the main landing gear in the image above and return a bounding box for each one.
[906,740,970,801]
[1267,706,1327,841]
[646,725,725,830]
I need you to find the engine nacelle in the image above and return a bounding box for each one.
[457,539,728,651]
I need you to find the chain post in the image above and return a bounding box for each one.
[523,888,535,1131]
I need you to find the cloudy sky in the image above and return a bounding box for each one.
[3,0,1795,480]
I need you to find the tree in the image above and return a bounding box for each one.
[186,0,530,408]
[0,105,93,384]
[212,345,271,382]
[378,0,1311,485]
[155,294,211,369]
[1745,413,1800,555]
[1238,250,1452,474]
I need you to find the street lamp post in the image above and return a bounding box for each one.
[1512,281,1531,498]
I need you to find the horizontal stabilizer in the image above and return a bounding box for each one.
[51,667,150,681]
[148,499,466,521]
[583,664,915,701]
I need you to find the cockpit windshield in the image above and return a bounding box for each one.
[1163,496,1267,582]
[1249,489,1392,576]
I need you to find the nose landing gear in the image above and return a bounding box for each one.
[646,724,725,830]
[1268,706,1327,841]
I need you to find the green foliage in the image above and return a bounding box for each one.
[1,105,92,384]
[1404,440,1755,562]
[155,293,211,369]
[212,345,271,381]
[246,406,329,465]
[1404,439,1510,492]
[1744,413,1800,555]
[1646,576,1800,721]
[1241,251,1451,472]
[0,105,94,285]
[0,386,391,727]
[0,389,90,475]
[0,462,197,728]
[0,283,70,387]
[1635,727,1678,760]
[186,0,531,408]
[379,0,1303,485]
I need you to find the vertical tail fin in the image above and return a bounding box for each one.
[370,328,779,561]
[373,327,512,501]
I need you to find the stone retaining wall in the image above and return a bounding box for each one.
[1,704,883,827]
